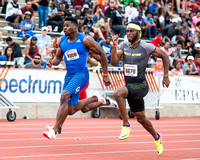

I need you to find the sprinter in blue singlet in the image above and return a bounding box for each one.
[43,17,111,140]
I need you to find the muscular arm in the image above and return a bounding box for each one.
[51,40,63,66]
[152,48,170,77]
[111,48,123,66]
[83,36,108,74]
[111,35,123,66]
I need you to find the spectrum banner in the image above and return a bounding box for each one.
[0,69,199,103]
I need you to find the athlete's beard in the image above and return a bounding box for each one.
[129,31,139,43]
[34,61,40,65]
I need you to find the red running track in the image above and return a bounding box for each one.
[0,117,200,160]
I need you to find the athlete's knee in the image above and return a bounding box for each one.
[113,90,121,100]
[81,108,88,113]
[60,91,71,104]
[134,112,146,124]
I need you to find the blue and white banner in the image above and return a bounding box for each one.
[0,69,199,103]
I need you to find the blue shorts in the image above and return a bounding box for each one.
[63,71,89,106]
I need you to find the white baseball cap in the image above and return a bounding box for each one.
[172,19,178,23]
[42,26,48,31]
[188,56,194,61]
[195,43,200,48]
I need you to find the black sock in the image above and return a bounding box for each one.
[155,133,160,140]
[123,123,130,127]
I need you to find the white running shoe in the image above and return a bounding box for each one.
[94,91,107,104]
[43,126,56,140]
[107,97,118,108]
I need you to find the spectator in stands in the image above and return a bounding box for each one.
[24,36,47,68]
[74,0,84,10]
[21,0,34,22]
[158,7,166,28]
[188,0,199,13]
[152,58,164,74]
[186,12,194,29]
[173,43,184,65]
[5,37,24,68]
[0,0,8,14]
[26,0,38,11]
[78,16,85,26]
[84,0,93,9]
[188,43,200,60]
[5,0,23,25]
[179,21,190,48]
[153,14,160,31]
[92,5,104,26]
[195,22,200,42]
[17,11,34,41]
[133,11,144,28]
[47,0,65,32]
[194,55,200,74]
[105,0,116,18]
[151,32,163,47]
[162,19,179,41]
[161,41,175,67]
[34,26,51,58]
[0,46,14,62]
[99,35,112,62]
[125,0,138,23]
[24,53,44,69]
[144,12,157,40]
[38,0,49,30]
[81,4,89,17]
[102,0,109,13]
[109,6,126,38]
[170,61,183,76]
[83,10,105,40]
[74,9,82,20]
[189,37,199,53]
[148,0,159,14]
[191,9,200,29]
[176,0,186,13]
[183,55,199,75]
[124,0,139,7]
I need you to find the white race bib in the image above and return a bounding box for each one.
[65,49,79,61]
[124,64,138,77]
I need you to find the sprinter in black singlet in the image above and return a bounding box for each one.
[111,20,170,155]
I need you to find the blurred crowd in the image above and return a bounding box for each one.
[0,0,199,75]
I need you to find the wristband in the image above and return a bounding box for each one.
[112,45,117,47]
[102,74,108,77]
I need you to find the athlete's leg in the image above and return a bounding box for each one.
[53,90,71,133]
[133,111,158,140]
[113,86,129,126]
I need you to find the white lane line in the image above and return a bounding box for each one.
[1,133,200,142]
[0,120,200,126]
[1,128,200,136]
[182,159,200,160]
[0,147,200,159]
[1,124,200,131]
[0,139,200,150]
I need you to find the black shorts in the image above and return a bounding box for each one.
[125,79,149,112]
[6,15,22,23]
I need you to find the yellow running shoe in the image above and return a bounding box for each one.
[154,133,163,155]
[119,126,131,140]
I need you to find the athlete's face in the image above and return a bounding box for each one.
[126,28,139,43]
[63,21,77,36]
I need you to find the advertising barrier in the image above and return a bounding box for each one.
[0,69,199,104]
